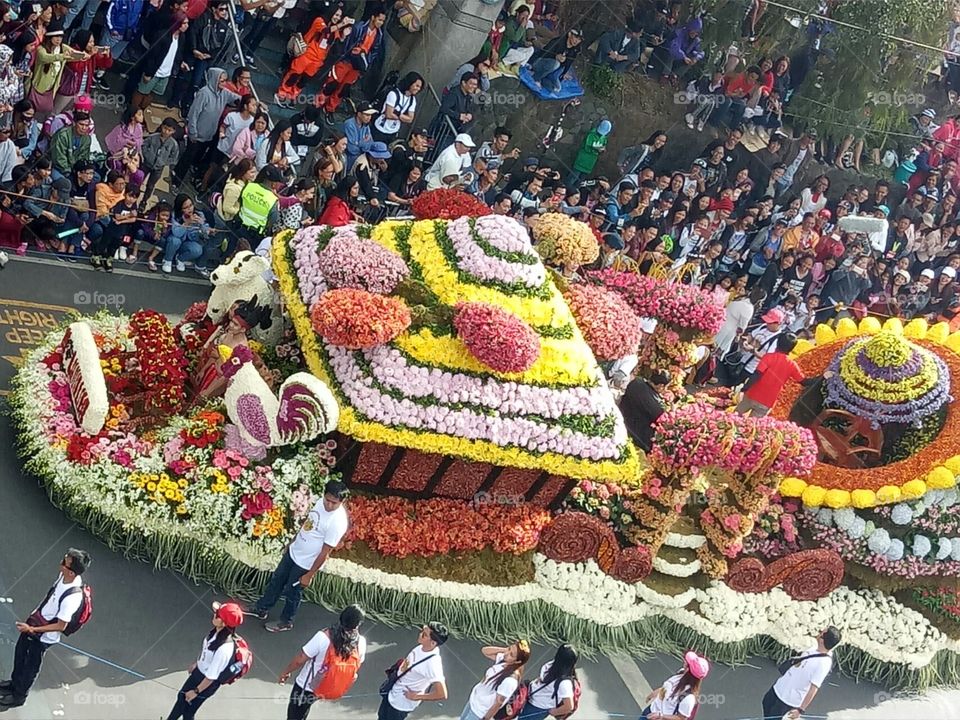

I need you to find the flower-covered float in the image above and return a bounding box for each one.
[10,192,960,689]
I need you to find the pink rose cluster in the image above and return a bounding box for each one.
[650,401,817,477]
[453,301,541,374]
[589,270,725,335]
[563,284,644,361]
[316,230,409,295]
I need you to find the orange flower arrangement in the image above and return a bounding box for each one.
[771,337,960,495]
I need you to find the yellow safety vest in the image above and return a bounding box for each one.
[238,182,277,232]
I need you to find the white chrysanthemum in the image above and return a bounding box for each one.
[886,539,905,562]
[936,537,952,561]
[868,528,892,554]
[912,535,932,558]
[890,504,913,525]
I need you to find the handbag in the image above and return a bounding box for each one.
[58,65,84,97]
[287,32,307,57]
[27,86,55,114]
[777,652,830,675]
[378,654,434,697]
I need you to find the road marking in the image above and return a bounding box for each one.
[608,653,652,710]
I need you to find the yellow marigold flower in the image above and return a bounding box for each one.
[876,485,902,503]
[850,489,877,508]
[927,466,956,489]
[901,478,928,499]
[147,482,157,492]
[779,477,807,497]
[802,484,827,507]
[945,455,960,475]
[823,489,851,508]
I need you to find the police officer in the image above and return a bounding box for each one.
[232,165,284,253]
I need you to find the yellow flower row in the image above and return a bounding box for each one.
[795,316,960,359]
[779,462,959,509]
[271,233,642,484]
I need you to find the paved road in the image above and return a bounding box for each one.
[0,256,932,720]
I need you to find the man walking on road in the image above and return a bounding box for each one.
[1,548,91,708]
[762,626,841,720]
[379,622,448,720]
[245,481,349,633]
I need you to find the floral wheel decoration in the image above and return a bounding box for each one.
[725,549,845,601]
[772,317,960,509]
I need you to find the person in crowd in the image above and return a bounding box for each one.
[516,644,579,720]
[529,26,582,93]
[435,71,478,139]
[104,105,145,190]
[256,118,300,177]
[231,111,270,164]
[100,0,145,61]
[639,651,710,720]
[128,12,190,111]
[176,0,230,110]
[318,174,362,226]
[164,601,244,720]
[279,604,367,720]
[90,181,139,270]
[425,132,474,190]
[314,7,386,114]
[459,641,531,720]
[498,4,536,69]
[245,480,349,632]
[275,2,351,105]
[352,140,391,209]
[164,192,211,274]
[378,622,448,720]
[737,332,804,416]
[386,164,425,209]
[344,102,376,173]
[619,369,670,452]
[0,549,91,708]
[134,199,172,271]
[216,158,256,224]
[53,29,112,113]
[655,15,704,83]
[762,627,841,720]
[595,17,643,74]
[372,71,423,144]
[174,66,241,186]
[567,119,610,187]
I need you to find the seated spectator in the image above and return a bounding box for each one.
[318,175,363,227]
[651,15,704,83]
[135,200,173,272]
[498,4,536,69]
[91,184,140,272]
[163,193,211,274]
[712,65,761,130]
[530,27,582,93]
[595,18,643,74]
[353,141,392,213]
[425,133,474,190]
[386,165,426,209]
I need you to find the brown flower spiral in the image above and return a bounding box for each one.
[725,557,767,593]
[780,550,845,601]
[610,545,653,583]
[723,550,844,600]
[538,512,617,564]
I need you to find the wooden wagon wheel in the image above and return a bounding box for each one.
[810,409,884,469]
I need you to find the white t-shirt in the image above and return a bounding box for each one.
[649,674,697,718]
[773,645,832,709]
[288,499,349,569]
[37,573,83,644]
[219,112,253,155]
[426,145,470,190]
[295,629,367,690]
[155,36,180,79]
[468,653,520,717]
[387,646,444,713]
[196,633,236,681]
[744,325,779,374]
[374,90,417,136]
[527,661,574,710]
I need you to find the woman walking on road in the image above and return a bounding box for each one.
[165,601,245,720]
[638,651,709,719]
[459,640,531,720]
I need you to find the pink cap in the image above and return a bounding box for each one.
[762,308,785,324]
[684,651,710,679]
[74,94,94,112]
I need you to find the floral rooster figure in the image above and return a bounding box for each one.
[217,344,340,447]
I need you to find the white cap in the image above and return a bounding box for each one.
[454,133,476,148]
[922,108,937,119]
[943,267,957,279]
[921,268,936,279]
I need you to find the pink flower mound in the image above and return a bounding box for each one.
[316,232,409,294]
[589,270,725,335]
[454,302,540,374]
[564,284,644,361]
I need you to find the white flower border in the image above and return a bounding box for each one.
[653,555,702,578]
[664,531,706,549]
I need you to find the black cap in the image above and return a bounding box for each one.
[258,165,284,183]
[411,127,430,137]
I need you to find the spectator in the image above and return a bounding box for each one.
[458,641,531,720]
[425,133,474,190]
[256,119,299,177]
[761,627,841,720]
[353,141,391,210]
[174,66,240,186]
[737,332,804,416]
[435,71,478,139]
[91,182,139,271]
[529,27,582,93]
[386,164,426,209]
[275,3,351,105]
[128,13,190,111]
[516,644,579,720]
[344,102,377,173]
[639,651,710,720]
[318,175,363,226]
[778,128,817,191]
[315,8,386,114]
[100,0,145,60]
[595,18,643,74]
[567,119,610,186]
[654,15,704,83]
[231,111,270,164]
[378,622,448,720]
[372,71,423,144]
[499,4,536,69]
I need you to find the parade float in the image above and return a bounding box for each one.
[9,190,960,689]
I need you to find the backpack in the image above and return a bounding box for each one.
[311,631,363,700]
[555,678,581,720]
[217,635,254,685]
[493,680,529,719]
[35,583,93,636]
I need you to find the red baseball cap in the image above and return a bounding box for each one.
[212,601,244,628]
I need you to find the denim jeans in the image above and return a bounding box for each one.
[244,15,275,54]
[531,57,563,92]
[163,235,204,264]
[66,0,101,30]
[515,703,550,720]
[254,549,308,623]
[459,704,483,720]
[100,29,130,60]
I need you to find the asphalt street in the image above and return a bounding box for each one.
[0,255,907,720]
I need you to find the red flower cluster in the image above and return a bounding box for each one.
[454,302,540,373]
[310,289,412,349]
[563,284,644,361]
[345,496,551,557]
[66,432,107,464]
[180,410,225,448]
[129,311,188,414]
[410,188,492,220]
[240,490,274,520]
